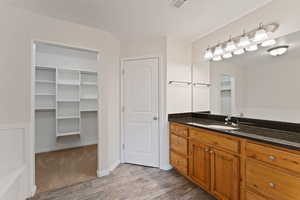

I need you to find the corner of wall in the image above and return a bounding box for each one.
[160,164,173,171]
[97,160,120,177]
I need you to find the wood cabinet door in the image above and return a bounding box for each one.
[245,190,268,200]
[210,149,240,200]
[189,140,211,191]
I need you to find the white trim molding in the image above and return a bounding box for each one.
[120,56,163,167]
[31,40,102,197]
[160,164,173,171]
[97,160,120,177]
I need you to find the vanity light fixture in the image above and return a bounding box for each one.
[225,37,237,52]
[212,55,222,61]
[261,39,276,47]
[203,22,279,61]
[204,48,213,60]
[171,0,188,8]
[245,44,258,52]
[233,48,245,55]
[238,31,251,47]
[214,44,224,56]
[267,45,289,56]
[223,52,233,59]
[253,23,269,42]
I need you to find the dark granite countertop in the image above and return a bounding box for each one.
[169,116,300,151]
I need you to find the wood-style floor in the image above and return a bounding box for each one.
[30,164,216,200]
[35,144,97,193]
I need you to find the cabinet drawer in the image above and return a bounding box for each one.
[246,160,300,200]
[170,134,188,156]
[246,190,268,200]
[170,123,188,138]
[190,128,240,153]
[170,151,188,175]
[246,142,300,174]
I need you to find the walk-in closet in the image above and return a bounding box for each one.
[34,42,99,193]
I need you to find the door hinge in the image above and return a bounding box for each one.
[122,69,125,75]
[122,144,125,149]
[122,106,125,112]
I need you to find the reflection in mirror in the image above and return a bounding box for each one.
[220,74,234,115]
[197,30,300,123]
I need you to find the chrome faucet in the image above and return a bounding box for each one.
[225,113,242,127]
[225,114,232,125]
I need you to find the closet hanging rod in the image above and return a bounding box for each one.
[168,81,192,85]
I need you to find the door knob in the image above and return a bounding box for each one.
[153,116,158,120]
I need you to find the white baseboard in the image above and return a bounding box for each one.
[36,141,98,154]
[97,160,120,177]
[109,160,120,171]
[160,164,173,171]
[30,184,37,197]
[97,169,109,177]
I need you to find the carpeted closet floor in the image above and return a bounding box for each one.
[35,144,97,193]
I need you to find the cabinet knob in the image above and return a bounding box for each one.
[204,148,209,152]
[268,155,276,161]
[269,183,276,188]
[210,150,214,154]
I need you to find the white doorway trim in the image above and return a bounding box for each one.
[30,39,102,197]
[120,56,164,167]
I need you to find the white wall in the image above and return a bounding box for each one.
[0,3,120,198]
[121,37,167,59]
[166,38,209,113]
[35,44,98,153]
[192,0,300,112]
[36,43,99,71]
[167,38,193,114]
[192,63,210,112]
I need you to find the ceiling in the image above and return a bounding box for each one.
[5,0,272,41]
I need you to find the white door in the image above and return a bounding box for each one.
[122,58,159,167]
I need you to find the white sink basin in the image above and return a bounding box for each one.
[187,122,239,130]
[205,125,239,130]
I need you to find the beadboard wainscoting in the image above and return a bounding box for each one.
[0,124,33,200]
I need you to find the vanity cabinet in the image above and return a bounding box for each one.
[245,142,300,174]
[188,139,240,200]
[245,190,268,200]
[189,139,211,190]
[210,149,240,200]
[246,159,300,200]
[170,123,240,200]
[170,151,188,176]
[245,142,300,200]
[169,122,300,200]
[170,123,189,176]
[189,127,240,200]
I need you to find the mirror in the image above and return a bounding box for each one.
[195,30,300,123]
